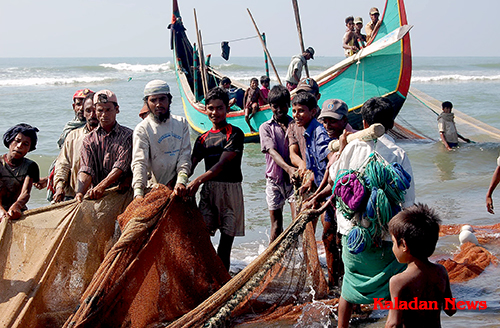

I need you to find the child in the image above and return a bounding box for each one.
[0,124,40,221]
[243,77,266,133]
[259,85,296,243]
[386,203,456,327]
[438,101,470,150]
[259,75,270,106]
[187,87,245,272]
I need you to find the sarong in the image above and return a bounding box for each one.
[340,235,406,304]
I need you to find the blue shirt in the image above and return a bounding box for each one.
[304,118,331,187]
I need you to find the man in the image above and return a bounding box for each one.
[366,7,381,42]
[343,16,358,57]
[131,80,191,199]
[53,92,98,202]
[220,76,237,107]
[75,90,133,202]
[284,47,315,91]
[354,17,366,48]
[329,97,415,328]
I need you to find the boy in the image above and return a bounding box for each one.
[386,203,456,327]
[354,17,366,48]
[343,16,358,57]
[259,85,296,243]
[243,77,267,133]
[259,75,270,106]
[187,87,245,271]
[0,124,40,221]
[438,101,470,150]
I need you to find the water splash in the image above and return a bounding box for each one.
[294,287,337,328]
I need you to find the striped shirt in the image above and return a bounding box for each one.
[79,122,133,186]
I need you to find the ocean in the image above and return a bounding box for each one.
[1,56,499,327]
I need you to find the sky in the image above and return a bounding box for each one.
[0,0,499,58]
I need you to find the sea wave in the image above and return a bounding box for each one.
[0,76,115,87]
[100,62,172,72]
[412,74,500,83]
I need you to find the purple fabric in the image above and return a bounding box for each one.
[335,173,365,211]
[259,116,293,184]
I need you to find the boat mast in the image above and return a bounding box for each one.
[291,0,309,78]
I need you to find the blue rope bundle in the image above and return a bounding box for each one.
[346,226,372,254]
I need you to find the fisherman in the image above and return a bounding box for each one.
[75,90,133,202]
[343,16,358,57]
[354,16,367,48]
[131,80,191,199]
[366,7,381,42]
[303,99,356,288]
[438,101,470,150]
[0,124,40,221]
[39,88,94,196]
[284,47,314,91]
[486,154,500,214]
[259,85,296,243]
[243,77,267,132]
[52,92,99,202]
[329,97,415,328]
[187,87,245,272]
[219,76,237,107]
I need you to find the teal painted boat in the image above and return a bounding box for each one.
[169,0,411,139]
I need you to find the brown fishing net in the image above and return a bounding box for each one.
[0,189,132,328]
[438,223,499,283]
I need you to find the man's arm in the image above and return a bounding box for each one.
[486,165,500,214]
[343,31,358,52]
[53,135,75,202]
[289,143,306,170]
[87,168,124,200]
[75,171,93,203]
[131,126,150,199]
[2,176,34,221]
[457,133,471,143]
[439,132,452,151]
[267,148,297,178]
[187,151,238,196]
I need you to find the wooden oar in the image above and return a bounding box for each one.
[291,0,309,78]
[193,8,209,98]
[247,8,282,85]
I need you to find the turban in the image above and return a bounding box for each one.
[3,123,39,151]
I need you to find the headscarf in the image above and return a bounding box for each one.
[3,123,39,151]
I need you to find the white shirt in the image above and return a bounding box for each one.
[329,134,415,240]
[132,113,191,197]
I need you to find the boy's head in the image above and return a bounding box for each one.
[318,99,349,139]
[345,16,355,30]
[354,16,363,31]
[205,87,229,127]
[250,77,259,89]
[3,123,39,158]
[361,97,395,131]
[260,75,270,88]
[292,92,317,127]
[220,77,231,90]
[389,203,441,261]
[442,101,453,113]
[268,85,290,121]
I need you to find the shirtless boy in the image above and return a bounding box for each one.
[386,203,456,328]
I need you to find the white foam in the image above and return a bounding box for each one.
[412,74,500,83]
[100,62,172,72]
[0,76,110,87]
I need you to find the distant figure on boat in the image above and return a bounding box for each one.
[75,90,133,202]
[366,7,381,43]
[259,75,271,106]
[53,91,99,202]
[131,80,192,200]
[187,87,245,272]
[343,16,358,57]
[243,77,267,133]
[219,76,238,108]
[259,85,296,243]
[0,124,40,221]
[354,16,367,49]
[284,47,315,91]
[437,101,470,150]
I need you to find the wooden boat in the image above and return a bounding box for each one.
[170,0,412,139]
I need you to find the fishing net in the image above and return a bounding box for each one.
[0,189,132,328]
[438,223,499,283]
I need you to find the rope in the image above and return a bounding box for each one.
[203,35,259,46]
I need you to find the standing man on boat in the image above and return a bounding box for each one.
[131,80,191,199]
[52,91,99,202]
[365,7,381,43]
[75,90,133,202]
[284,47,315,92]
[343,16,358,57]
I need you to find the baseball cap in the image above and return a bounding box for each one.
[305,47,315,59]
[143,80,171,98]
[94,90,118,104]
[370,7,380,15]
[295,78,319,95]
[319,99,348,120]
[354,17,363,24]
[73,88,93,101]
